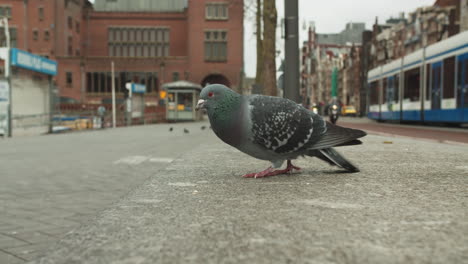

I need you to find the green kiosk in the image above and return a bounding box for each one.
[163,80,203,122]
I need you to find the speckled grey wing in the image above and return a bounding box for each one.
[248,95,326,154]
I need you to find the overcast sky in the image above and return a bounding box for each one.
[89,0,435,77]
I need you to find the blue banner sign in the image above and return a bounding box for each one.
[10,48,57,76]
[132,83,146,93]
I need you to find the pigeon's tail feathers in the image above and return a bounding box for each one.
[335,139,363,147]
[309,122,366,150]
[312,148,360,173]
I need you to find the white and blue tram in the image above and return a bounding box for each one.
[367,31,468,124]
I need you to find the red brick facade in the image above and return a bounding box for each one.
[2,0,244,103]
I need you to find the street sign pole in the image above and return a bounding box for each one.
[1,17,12,137]
[125,82,132,126]
[111,61,116,128]
[284,0,300,103]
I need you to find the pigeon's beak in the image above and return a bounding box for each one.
[195,99,206,110]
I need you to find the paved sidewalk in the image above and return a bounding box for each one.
[33,132,468,263]
[0,122,212,263]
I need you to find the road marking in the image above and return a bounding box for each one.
[455,165,468,172]
[114,156,173,165]
[149,157,174,163]
[168,182,197,187]
[114,156,148,165]
[133,199,163,204]
[293,199,365,209]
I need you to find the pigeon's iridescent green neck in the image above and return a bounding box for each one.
[209,93,242,128]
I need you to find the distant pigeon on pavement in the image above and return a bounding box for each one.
[169,127,173,132]
[201,125,206,130]
[195,84,366,178]
[184,128,189,134]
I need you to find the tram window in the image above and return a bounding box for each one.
[404,68,420,102]
[443,56,455,98]
[394,74,399,102]
[369,81,379,105]
[431,65,442,99]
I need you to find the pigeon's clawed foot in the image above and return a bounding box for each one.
[242,160,301,178]
[286,160,301,171]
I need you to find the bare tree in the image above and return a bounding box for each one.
[260,0,277,96]
[255,0,263,86]
[237,0,277,96]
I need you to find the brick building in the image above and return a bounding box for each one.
[0,0,244,104]
[370,0,462,68]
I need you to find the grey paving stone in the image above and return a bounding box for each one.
[5,231,55,245]
[0,250,25,264]
[37,228,75,238]
[0,234,29,249]
[5,244,48,262]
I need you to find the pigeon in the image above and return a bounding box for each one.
[169,127,173,132]
[184,128,189,134]
[201,125,206,130]
[195,84,366,178]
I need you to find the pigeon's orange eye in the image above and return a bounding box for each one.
[208,92,214,97]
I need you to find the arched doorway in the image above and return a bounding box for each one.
[201,74,231,87]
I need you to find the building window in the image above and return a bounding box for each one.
[0,27,16,47]
[66,72,73,87]
[68,16,73,30]
[108,27,169,57]
[76,21,80,33]
[68,36,73,56]
[33,30,38,41]
[0,6,12,18]
[38,7,44,21]
[204,30,227,62]
[44,30,49,41]
[172,72,179,81]
[206,3,228,20]
[86,72,159,94]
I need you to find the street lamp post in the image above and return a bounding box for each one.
[0,17,11,137]
[284,0,300,103]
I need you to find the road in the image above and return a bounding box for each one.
[338,117,468,144]
[1,119,467,263]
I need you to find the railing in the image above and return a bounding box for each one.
[0,104,167,136]
[53,103,167,131]
[12,113,50,129]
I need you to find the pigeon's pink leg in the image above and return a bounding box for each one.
[242,160,301,178]
[287,160,301,171]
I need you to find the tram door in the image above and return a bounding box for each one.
[431,62,442,110]
[387,77,394,108]
[457,54,468,112]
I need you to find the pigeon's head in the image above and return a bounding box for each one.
[196,84,239,111]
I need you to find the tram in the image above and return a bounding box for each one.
[367,31,468,124]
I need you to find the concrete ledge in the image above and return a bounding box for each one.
[34,135,468,263]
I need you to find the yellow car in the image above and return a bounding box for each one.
[341,105,357,116]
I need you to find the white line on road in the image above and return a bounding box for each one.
[168,182,197,187]
[149,157,174,163]
[114,156,174,165]
[293,199,365,209]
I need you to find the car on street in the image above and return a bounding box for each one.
[341,105,357,116]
